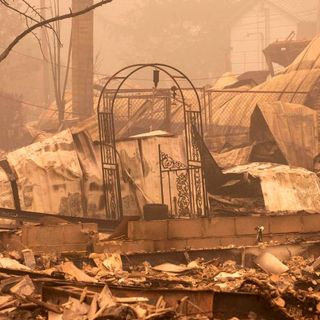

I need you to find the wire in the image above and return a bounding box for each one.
[0,45,109,76]
[206,89,309,94]
[2,46,238,81]
[234,8,318,28]
[0,87,310,118]
[2,44,257,83]
[0,93,85,116]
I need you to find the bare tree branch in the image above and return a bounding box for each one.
[0,0,113,63]
[1,0,39,23]
[20,0,62,45]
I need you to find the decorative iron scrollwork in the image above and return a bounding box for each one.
[105,169,117,219]
[176,171,191,216]
[105,145,112,163]
[190,115,201,162]
[193,167,203,215]
[158,116,208,218]
[160,151,187,170]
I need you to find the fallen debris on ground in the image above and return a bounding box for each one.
[0,246,317,319]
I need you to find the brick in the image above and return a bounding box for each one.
[167,219,203,239]
[123,240,155,253]
[269,215,303,234]
[302,214,320,233]
[202,217,236,237]
[235,216,270,236]
[63,224,89,244]
[127,220,168,240]
[21,224,92,253]
[22,225,63,247]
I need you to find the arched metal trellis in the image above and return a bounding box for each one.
[97,63,208,221]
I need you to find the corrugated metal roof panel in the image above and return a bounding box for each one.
[251,102,318,170]
[225,162,320,212]
[208,35,320,152]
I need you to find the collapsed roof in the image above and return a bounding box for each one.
[250,101,318,170]
[208,35,320,152]
[224,162,320,213]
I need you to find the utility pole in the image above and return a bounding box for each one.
[72,0,94,120]
[317,0,320,33]
[40,0,50,107]
[264,7,270,47]
[263,3,270,70]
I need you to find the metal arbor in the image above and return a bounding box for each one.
[97,63,208,220]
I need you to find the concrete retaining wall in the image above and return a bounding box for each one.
[125,214,320,251]
[21,223,97,254]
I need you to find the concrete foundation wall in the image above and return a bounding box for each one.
[21,223,97,254]
[124,214,320,251]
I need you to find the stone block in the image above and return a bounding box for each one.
[235,216,270,236]
[202,217,236,237]
[21,223,93,253]
[127,220,168,240]
[167,219,203,239]
[269,215,303,234]
[302,214,320,233]
[63,224,90,244]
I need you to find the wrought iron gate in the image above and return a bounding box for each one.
[159,110,208,218]
[97,63,208,220]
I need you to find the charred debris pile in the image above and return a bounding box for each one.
[0,246,318,319]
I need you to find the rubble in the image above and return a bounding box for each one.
[255,252,289,275]
[58,261,98,283]
[0,245,316,319]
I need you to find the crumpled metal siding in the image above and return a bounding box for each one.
[72,131,105,219]
[0,167,14,209]
[251,102,318,170]
[225,162,320,212]
[69,129,187,218]
[141,135,186,203]
[213,146,253,170]
[116,135,186,216]
[6,129,84,216]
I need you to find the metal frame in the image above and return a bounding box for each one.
[97,63,208,220]
[103,88,172,137]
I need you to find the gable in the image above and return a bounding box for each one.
[230,0,302,28]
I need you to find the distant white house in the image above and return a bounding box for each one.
[230,0,318,74]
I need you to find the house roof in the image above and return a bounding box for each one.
[272,0,318,22]
[230,0,318,26]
